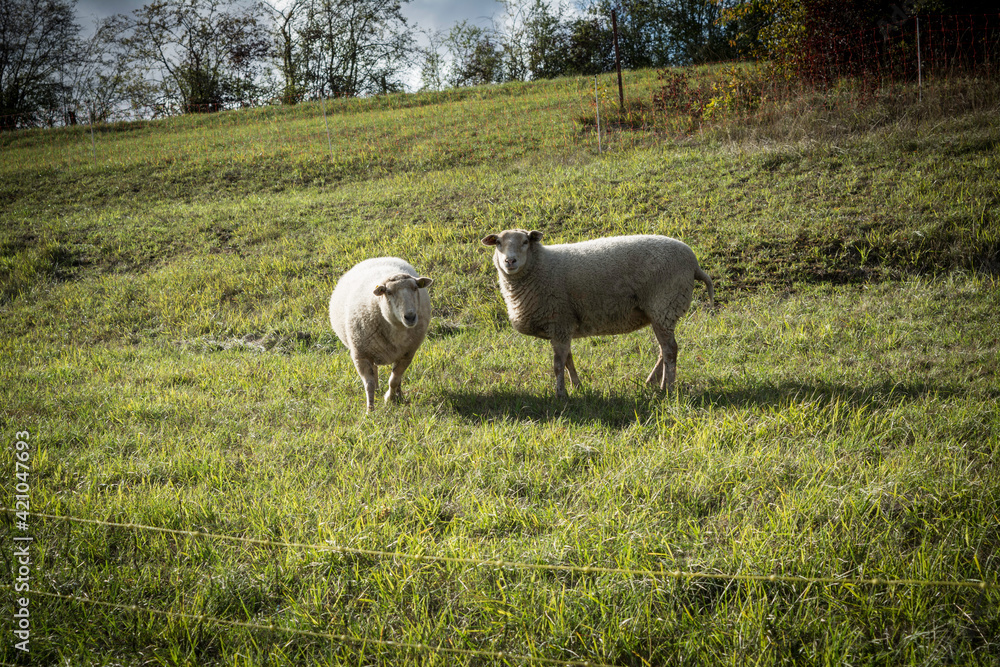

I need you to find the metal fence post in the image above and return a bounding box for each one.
[612,9,624,111]
[87,101,96,161]
[595,76,602,153]
[916,16,923,102]
[323,95,333,160]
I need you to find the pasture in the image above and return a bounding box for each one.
[1,68,998,665]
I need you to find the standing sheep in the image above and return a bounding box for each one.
[329,257,433,411]
[482,229,714,397]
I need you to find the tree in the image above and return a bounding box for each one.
[118,0,271,114]
[588,0,735,69]
[708,0,772,58]
[494,0,529,82]
[64,14,146,124]
[415,28,447,91]
[445,21,504,87]
[263,0,305,103]
[563,13,614,75]
[491,0,574,81]
[296,0,414,98]
[712,0,990,72]
[660,0,737,64]
[522,0,572,79]
[0,0,81,128]
[491,0,614,79]
[594,0,672,70]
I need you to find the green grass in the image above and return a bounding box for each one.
[1,67,999,666]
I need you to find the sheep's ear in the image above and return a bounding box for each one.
[373,285,387,296]
[416,277,433,289]
[528,230,544,243]
[481,234,499,246]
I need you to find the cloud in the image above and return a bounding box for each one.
[75,0,507,31]
[402,0,502,33]
[76,0,144,23]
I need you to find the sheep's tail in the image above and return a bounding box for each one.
[695,267,715,309]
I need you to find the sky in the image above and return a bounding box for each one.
[75,0,508,34]
[73,0,527,91]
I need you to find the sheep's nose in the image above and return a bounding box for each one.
[504,257,517,267]
[404,312,417,326]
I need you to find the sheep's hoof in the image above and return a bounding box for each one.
[384,389,406,404]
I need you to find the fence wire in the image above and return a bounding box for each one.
[5,507,995,664]
[28,590,616,667]
[5,508,996,591]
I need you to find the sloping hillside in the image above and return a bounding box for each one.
[1,68,998,666]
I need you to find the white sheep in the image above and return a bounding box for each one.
[329,257,433,411]
[482,229,714,397]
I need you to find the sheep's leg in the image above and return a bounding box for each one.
[385,353,414,404]
[565,350,582,389]
[551,339,573,398]
[353,357,379,411]
[650,324,678,392]
[645,354,664,387]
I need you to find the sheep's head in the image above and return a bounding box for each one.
[482,229,543,277]
[374,274,433,328]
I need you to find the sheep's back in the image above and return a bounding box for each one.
[545,236,700,336]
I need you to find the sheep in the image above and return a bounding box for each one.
[481,229,714,398]
[329,257,433,411]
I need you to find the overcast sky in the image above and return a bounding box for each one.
[72,0,556,91]
[75,0,507,34]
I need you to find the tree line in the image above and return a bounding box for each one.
[1,0,993,128]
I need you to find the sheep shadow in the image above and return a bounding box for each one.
[446,379,985,428]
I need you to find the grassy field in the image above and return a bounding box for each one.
[2,67,999,666]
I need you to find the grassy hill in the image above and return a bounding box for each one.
[2,67,999,666]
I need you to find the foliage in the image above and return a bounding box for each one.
[444,21,506,88]
[6,0,1000,125]
[293,0,414,98]
[594,0,738,68]
[429,0,744,89]
[117,0,272,114]
[415,28,447,92]
[0,0,81,128]
[262,0,303,104]
[651,62,767,130]
[715,0,998,81]
[521,0,571,79]
[65,15,148,124]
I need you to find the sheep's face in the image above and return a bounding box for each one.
[482,229,543,277]
[374,274,433,329]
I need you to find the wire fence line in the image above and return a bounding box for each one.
[5,507,996,663]
[5,508,996,591]
[5,507,996,662]
[28,590,616,667]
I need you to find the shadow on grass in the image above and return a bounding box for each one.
[446,380,991,427]
[444,387,657,429]
[689,379,988,410]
